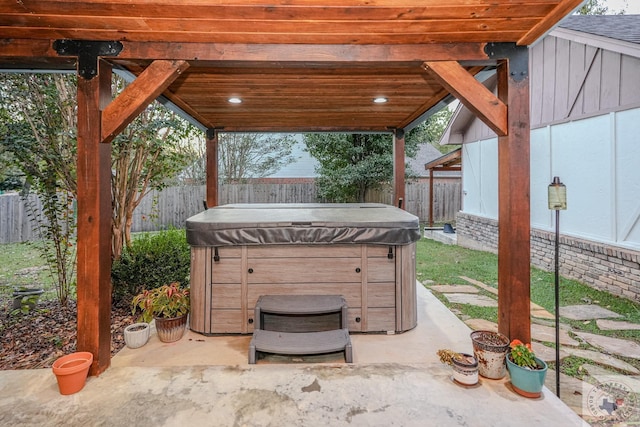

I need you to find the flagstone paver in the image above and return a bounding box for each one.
[443,293,498,307]
[573,332,640,359]
[430,284,479,294]
[459,275,555,319]
[531,308,556,320]
[596,319,640,331]
[464,318,497,332]
[459,276,498,295]
[565,347,640,374]
[544,370,592,417]
[532,323,580,346]
[561,305,623,320]
[532,342,570,362]
[581,364,640,391]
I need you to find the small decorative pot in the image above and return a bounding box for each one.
[154,314,188,343]
[124,322,150,349]
[506,355,548,398]
[52,352,93,395]
[12,287,45,310]
[470,330,510,379]
[451,353,479,386]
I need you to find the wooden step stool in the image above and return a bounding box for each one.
[248,294,353,364]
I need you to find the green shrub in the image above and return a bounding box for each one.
[111,228,190,303]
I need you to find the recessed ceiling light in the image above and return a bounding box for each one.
[228,97,242,104]
[373,97,388,104]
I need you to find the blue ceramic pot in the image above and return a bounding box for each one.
[506,355,548,398]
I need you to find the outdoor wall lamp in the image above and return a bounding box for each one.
[548,176,567,399]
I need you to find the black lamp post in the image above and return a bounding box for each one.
[548,176,566,398]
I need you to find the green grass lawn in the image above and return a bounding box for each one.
[0,242,55,297]
[417,238,640,340]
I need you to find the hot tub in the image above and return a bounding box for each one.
[186,203,421,335]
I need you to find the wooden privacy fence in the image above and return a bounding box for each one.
[0,178,461,243]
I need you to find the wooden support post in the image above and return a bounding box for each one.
[429,168,434,227]
[206,128,219,208]
[393,129,406,209]
[496,47,531,343]
[76,59,113,376]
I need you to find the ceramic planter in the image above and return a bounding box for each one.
[155,314,188,343]
[52,352,93,395]
[451,353,479,386]
[124,322,150,349]
[470,330,510,379]
[506,355,548,398]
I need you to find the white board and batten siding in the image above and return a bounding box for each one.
[458,29,640,251]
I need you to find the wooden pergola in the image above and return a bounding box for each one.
[1,0,585,375]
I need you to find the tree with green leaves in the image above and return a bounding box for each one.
[407,108,455,154]
[577,0,609,15]
[576,0,627,15]
[110,76,196,258]
[304,132,418,203]
[1,72,197,302]
[1,73,78,305]
[218,133,296,183]
[304,107,451,203]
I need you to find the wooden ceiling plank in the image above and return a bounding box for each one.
[0,3,557,20]
[2,15,540,34]
[423,61,507,136]
[518,0,586,45]
[101,59,190,143]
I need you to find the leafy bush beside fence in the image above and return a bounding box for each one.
[111,228,190,303]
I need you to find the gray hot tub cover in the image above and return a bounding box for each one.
[186,203,421,247]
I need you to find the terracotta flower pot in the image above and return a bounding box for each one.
[155,314,188,343]
[470,330,510,379]
[506,355,548,398]
[52,352,93,395]
[124,322,151,349]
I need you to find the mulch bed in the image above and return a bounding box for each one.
[0,296,135,370]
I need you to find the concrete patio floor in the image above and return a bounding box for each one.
[0,286,587,427]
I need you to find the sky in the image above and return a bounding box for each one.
[603,0,640,14]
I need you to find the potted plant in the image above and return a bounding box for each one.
[506,339,548,398]
[132,282,190,343]
[437,349,479,386]
[470,330,510,379]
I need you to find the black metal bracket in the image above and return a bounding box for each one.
[387,247,394,260]
[484,42,529,82]
[53,40,123,80]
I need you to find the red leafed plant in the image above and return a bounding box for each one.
[509,339,539,369]
[131,282,190,323]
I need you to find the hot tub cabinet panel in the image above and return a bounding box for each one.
[187,204,419,335]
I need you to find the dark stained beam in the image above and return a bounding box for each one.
[496,56,531,344]
[101,59,189,144]
[423,61,508,136]
[206,129,219,209]
[393,129,406,210]
[76,59,113,376]
[0,39,492,63]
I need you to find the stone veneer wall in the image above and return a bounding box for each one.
[455,212,640,302]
